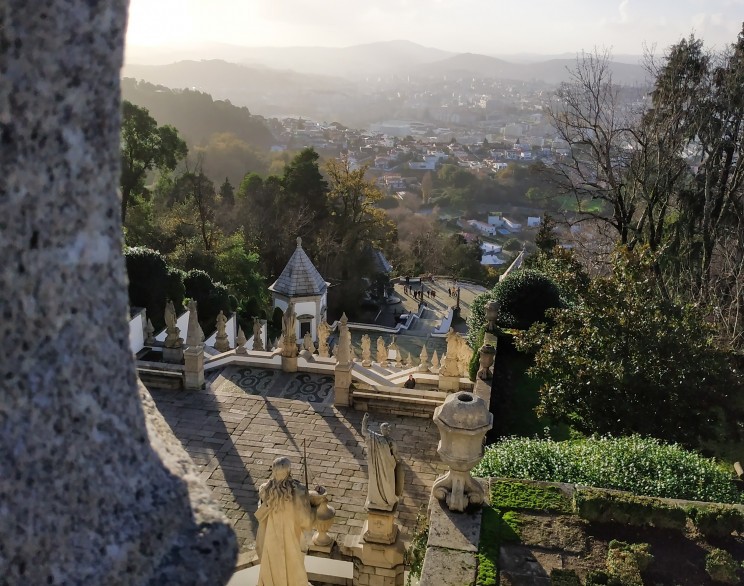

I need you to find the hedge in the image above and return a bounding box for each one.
[574,489,687,530]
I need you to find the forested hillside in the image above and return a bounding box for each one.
[121,77,275,148]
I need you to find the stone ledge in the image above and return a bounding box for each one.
[419,547,477,586]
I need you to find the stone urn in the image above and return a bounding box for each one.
[485,300,500,333]
[477,343,496,380]
[309,487,335,547]
[432,392,493,512]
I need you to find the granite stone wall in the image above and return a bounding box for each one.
[0,1,236,583]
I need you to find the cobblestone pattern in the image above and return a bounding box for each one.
[151,366,446,553]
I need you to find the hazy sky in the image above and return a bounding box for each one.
[126,0,743,55]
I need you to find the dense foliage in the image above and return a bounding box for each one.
[491,269,561,330]
[125,247,184,330]
[517,248,736,445]
[120,100,187,222]
[473,435,740,503]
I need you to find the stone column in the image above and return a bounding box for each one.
[334,313,352,407]
[0,2,236,583]
[184,301,205,391]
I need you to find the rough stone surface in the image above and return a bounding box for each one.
[426,494,481,553]
[150,365,447,553]
[0,2,236,583]
[419,547,477,586]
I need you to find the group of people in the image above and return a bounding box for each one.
[447,287,461,298]
[402,285,440,300]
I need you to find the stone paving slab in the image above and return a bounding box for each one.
[150,365,446,553]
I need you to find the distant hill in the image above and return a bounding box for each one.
[121,77,275,148]
[126,40,455,78]
[126,41,647,85]
[416,53,649,85]
[122,60,353,119]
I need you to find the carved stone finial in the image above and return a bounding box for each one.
[235,327,248,355]
[418,345,430,372]
[297,236,302,248]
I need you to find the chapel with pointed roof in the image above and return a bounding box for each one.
[268,237,329,341]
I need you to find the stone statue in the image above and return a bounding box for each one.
[164,299,182,349]
[440,328,461,377]
[214,310,230,352]
[255,457,317,586]
[185,300,202,347]
[164,299,177,330]
[281,303,298,358]
[303,331,315,353]
[376,336,387,366]
[361,334,372,367]
[317,321,330,357]
[252,318,264,351]
[457,335,472,378]
[235,327,247,355]
[361,413,403,511]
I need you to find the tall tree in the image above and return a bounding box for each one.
[119,101,187,222]
[517,247,736,447]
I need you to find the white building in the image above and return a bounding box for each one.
[269,237,329,342]
[468,220,497,236]
[487,214,505,227]
[503,218,522,232]
[527,216,541,228]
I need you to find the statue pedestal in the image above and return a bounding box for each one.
[183,346,204,391]
[162,346,184,364]
[214,334,230,353]
[363,507,399,545]
[342,514,405,586]
[438,374,460,392]
[281,355,298,373]
[334,363,352,407]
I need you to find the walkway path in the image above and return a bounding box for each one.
[151,365,445,554]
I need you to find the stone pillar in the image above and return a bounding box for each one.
[0,2,236,582]
[183,301,205,390]
[334,314,353,407]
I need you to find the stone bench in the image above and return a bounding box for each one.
[351,385,448,418]
[137,367,184,391]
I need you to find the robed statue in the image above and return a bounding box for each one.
[361,413,404,511]
[255,457,317,586]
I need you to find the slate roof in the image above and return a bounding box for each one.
[269,237,328,297]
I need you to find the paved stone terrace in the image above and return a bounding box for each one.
[150,365,446,553]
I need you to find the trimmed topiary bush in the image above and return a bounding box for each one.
[490,269,561,330]
[473,436,740,503]
[125,246,183,330]
[183,269,231,334]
